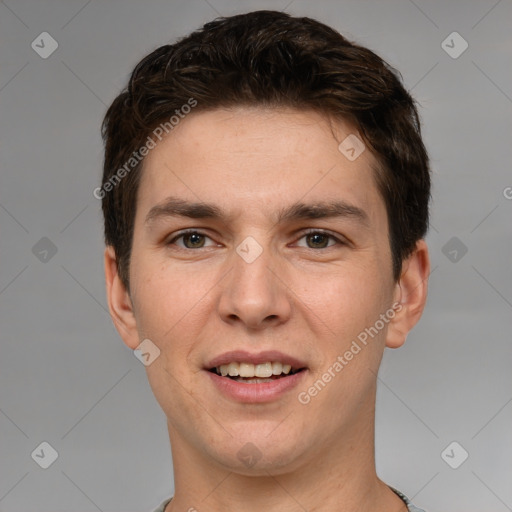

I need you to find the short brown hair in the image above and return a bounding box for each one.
[101,10,430,289]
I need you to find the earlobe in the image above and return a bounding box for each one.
[104,246,140,349]
[385,240,430,349]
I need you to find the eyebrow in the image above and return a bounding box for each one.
[145,198,224,224]
[276,201,368,225]
[145,196,369,226]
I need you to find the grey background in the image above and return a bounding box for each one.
[1,0,511,511]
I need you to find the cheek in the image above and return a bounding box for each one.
[130,255,220,345]
[294,267,393,390]
[296,265,389,331]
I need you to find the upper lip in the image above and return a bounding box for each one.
[205,350,308,371]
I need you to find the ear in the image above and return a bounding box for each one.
[104,246,140,350]
[386,240,430,349]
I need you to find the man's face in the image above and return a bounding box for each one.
[124,107,400,473]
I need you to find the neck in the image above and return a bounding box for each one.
[165,395,406,512]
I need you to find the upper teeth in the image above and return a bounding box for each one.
[216,362,292,378]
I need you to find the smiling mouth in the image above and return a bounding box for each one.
[208,361,306,383]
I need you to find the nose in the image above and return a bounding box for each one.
[217,240,292,330]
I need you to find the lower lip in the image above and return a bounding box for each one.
[206,370,307,403]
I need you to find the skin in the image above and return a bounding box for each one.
[105,107,430,512]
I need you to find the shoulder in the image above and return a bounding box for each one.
[391,487,427,512]
[151,497,172,512]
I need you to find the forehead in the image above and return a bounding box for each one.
[135,107,386,229]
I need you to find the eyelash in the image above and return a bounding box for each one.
[167,229,346,250]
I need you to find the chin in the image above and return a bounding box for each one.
[206,430,309,476]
